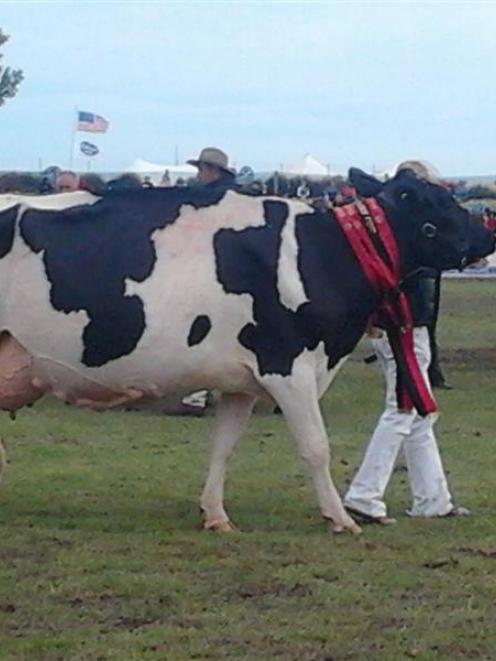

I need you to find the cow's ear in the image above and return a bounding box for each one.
[348,168,383,197]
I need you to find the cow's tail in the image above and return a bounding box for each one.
[0,438,6,483]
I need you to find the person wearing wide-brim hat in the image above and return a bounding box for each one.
[169,147,237,418]
[187,147,236,190]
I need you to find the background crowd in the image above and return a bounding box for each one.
[1,163,495,218]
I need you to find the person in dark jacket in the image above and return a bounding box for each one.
[427,272,451,389]
[187,147,236,190]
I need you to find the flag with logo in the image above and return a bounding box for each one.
[77,110,109,133]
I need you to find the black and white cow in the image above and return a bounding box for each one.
[0,171,493,533]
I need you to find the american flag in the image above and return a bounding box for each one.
[77,111,109,133]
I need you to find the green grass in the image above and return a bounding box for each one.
[1,280,495,660]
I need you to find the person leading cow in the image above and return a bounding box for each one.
[344,161,470,524]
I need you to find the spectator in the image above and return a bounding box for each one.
[323,183,338,204]
[142,176,154,188]
[55,170,79,193]
[187,147,236,190]
[39,165,61,194]
[483,207,496,233]
[79,173,106,196]
[296,179,310,199]
[0,172,40,194]
[107,173,143,191]
[427,273,451,389]
[266,171,289,197]
[339,183,356,204]
[39,176,55,194]
[243,179,265,196]
[164,146,238,418]
[159,170,172,187]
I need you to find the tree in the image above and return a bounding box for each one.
[0,29,23,107]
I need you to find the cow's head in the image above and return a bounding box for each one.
[349,167,495,273]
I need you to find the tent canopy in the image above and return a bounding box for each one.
[283,153,337,177]
[126,158,196,182]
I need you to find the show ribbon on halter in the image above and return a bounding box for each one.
[333,198,437,416]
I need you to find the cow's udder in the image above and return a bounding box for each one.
[0,333,47,411]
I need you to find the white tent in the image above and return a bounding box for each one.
[126,158,196,184]
[283,153,336,177]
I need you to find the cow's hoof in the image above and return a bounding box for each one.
[329,520,362,535]
[203,519,238,533]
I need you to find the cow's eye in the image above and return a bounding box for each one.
[421,222,437,239]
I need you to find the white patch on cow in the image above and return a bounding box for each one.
[1,228,90,381]
[0,191,98,213]
[276,201,310,311]
[119,191,269,394]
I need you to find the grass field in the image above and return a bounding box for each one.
[0,280,495,660]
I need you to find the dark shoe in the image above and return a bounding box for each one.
[433,381,454,390]
[162,403,206,417]
[345,506,396,526]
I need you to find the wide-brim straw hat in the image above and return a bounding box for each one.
[187,147,234,174]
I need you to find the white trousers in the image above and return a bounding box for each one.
[344,327,454,518]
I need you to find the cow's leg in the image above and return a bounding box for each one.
[264,370,361,534]
[201,392,256,532]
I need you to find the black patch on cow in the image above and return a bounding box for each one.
[214,200,306,376]
[188,315,212,347]
[214,201,378,376]
[0,205,18,258]
[293,211,377,367]
[20,188,228,366]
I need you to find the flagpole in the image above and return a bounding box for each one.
[69,107,78,169]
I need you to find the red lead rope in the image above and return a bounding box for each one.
[334,198,437,416]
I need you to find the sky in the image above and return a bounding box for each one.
[1,0,496,177]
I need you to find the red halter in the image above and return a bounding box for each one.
[333,198,437,416]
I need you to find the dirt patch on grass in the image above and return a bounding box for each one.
[441,347,496,370]
[457,546,496,558]
[237,581,312,600]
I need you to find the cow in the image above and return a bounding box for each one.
[0,170,493,534]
